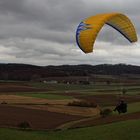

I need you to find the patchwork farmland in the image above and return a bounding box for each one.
[0,80,140,139]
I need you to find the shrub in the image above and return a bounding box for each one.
[122,88,127,95]
[100,108,112,118]
[1,101,7,104]
[18,121,31,129]
[68,100,97,108]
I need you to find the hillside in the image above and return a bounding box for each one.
[0,63,140,81]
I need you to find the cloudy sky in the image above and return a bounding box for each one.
[0,0,139,66]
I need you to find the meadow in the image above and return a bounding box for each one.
[0,120,140,140]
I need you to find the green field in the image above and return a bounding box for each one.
[19,93,73,100]
[126,102,140,113]
[107,102,140,115]
[0,119,140,140]
[29,82,140,95]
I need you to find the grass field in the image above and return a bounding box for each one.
[111,102,140,114]
[0,119,140,140]
[29,82,140,95]
[104,102,140,116]
[19,93,73,100]
[126,102,140,114]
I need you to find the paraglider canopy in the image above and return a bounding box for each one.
[76,13,138,53]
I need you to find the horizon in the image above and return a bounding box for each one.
[0,62,140,67]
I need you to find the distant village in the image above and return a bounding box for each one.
[40,76,91,85]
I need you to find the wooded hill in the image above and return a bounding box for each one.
[0,63,140,81]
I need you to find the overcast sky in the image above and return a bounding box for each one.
[0,0,139,66]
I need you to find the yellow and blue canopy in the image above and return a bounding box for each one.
[76,13,138,53]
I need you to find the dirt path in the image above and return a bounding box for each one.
[56,116,99,130]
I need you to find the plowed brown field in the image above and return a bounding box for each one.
[0,105,83,130]
[0,82,47,92]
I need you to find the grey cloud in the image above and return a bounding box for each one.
[0,0,139,66]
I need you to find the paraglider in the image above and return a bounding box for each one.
[76,13,138,53]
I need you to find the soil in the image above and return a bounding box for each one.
[0,82,47,92]
[0,104,83,130]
